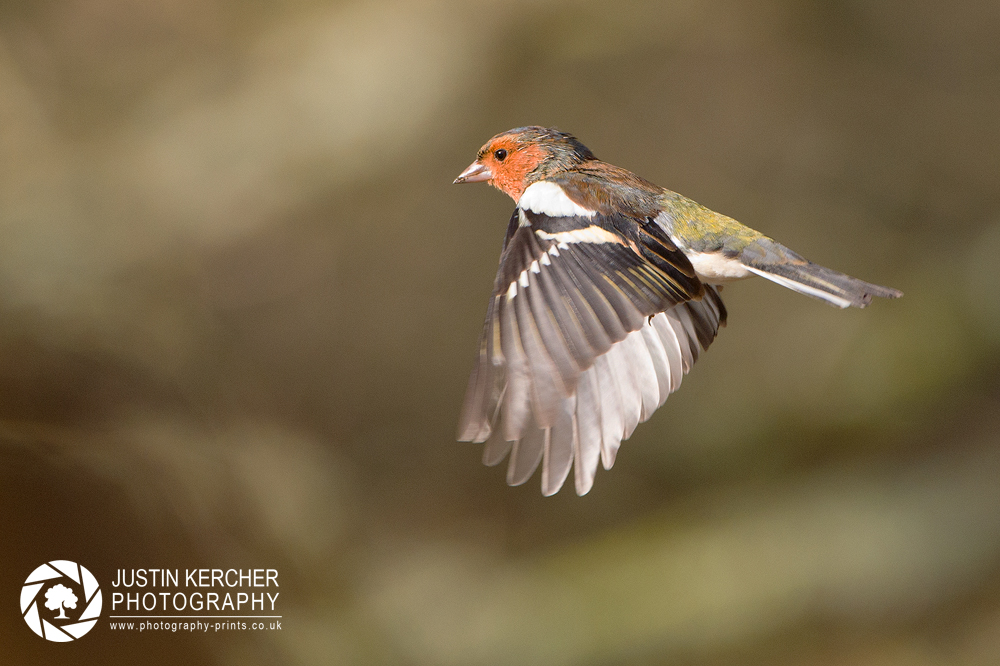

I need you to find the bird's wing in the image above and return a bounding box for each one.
[481,289,726,495]
[458,197,719,495]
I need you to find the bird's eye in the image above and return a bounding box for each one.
[493,148,508,161]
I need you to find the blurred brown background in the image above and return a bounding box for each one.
[2,0,1000,664]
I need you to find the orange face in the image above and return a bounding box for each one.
[455,133,545,201]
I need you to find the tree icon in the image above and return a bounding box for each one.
[44,583,78,620]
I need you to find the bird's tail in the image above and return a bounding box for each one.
[740,238,903,309]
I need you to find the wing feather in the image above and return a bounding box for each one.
[640,323,671,409]
[499,295,533,441]
[542,396,575,496]
[507,425,545,486]
[513,267,567,427]
[572,369,603,495]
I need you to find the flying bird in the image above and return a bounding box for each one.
[454,126,901,496]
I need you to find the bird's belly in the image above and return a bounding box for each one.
[685,251,752,283]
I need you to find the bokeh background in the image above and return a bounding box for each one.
[3,0,1000,664]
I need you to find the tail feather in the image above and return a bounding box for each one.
[741,240,903,309]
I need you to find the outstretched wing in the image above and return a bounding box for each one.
[458,188,721,494]
[484,291,725,496]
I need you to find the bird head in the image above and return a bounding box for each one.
[454,126,595,201]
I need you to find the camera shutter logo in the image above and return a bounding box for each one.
[21,561,102,641]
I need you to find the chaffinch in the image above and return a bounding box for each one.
[455,126,901,496]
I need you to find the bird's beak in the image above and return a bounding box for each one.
[453,160,492,184]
